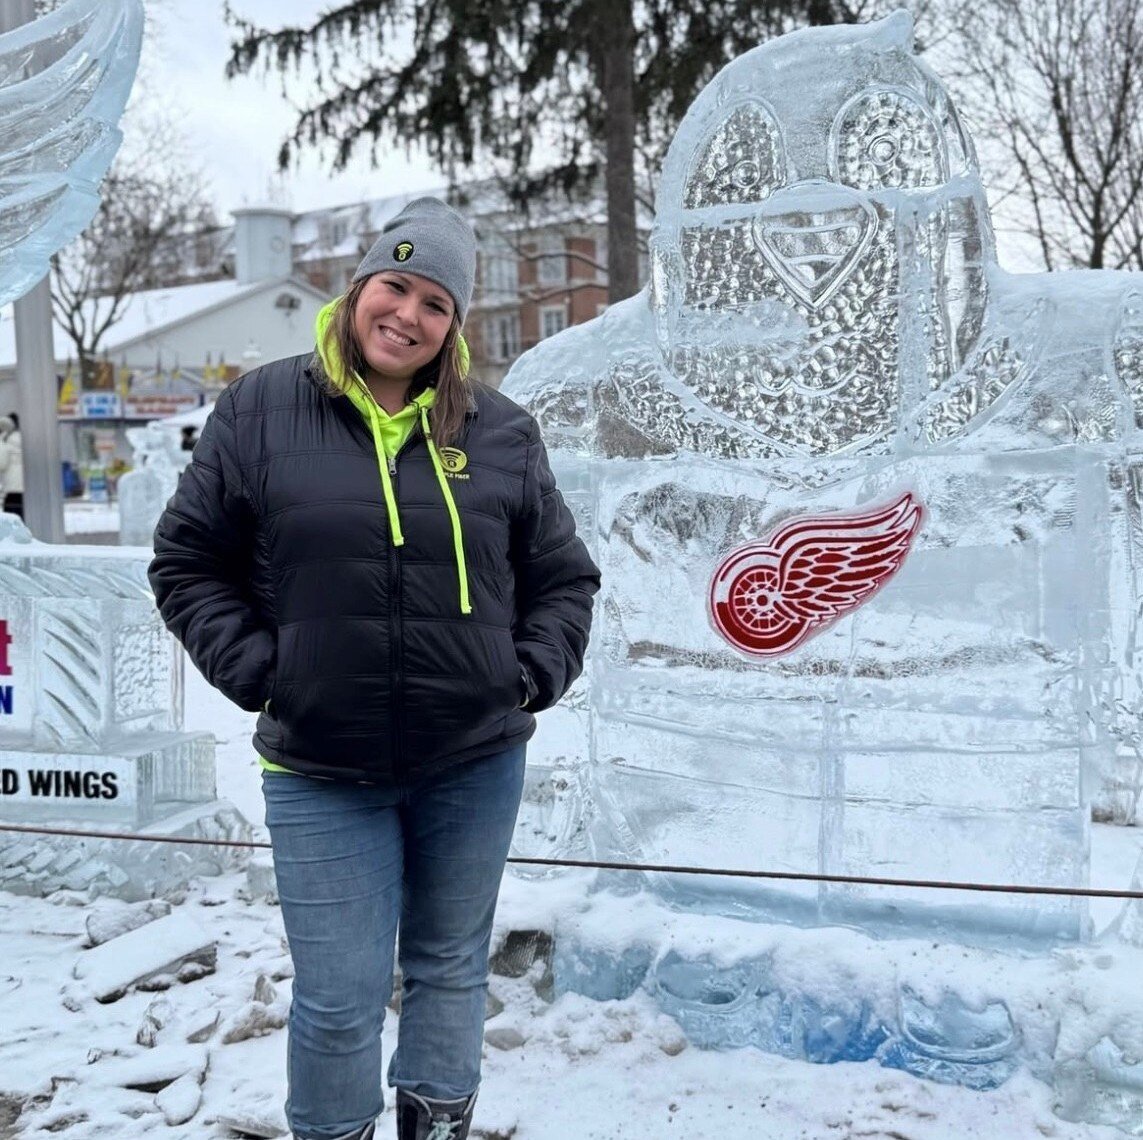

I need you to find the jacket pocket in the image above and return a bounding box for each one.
[262,634,282,718]
[493,630,524,713]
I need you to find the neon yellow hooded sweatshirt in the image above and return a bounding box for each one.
[260,298,472,774]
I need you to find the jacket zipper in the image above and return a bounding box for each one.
[386,432,422,784]
[388,450,405,783]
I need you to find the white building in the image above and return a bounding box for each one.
[0,208,328,467]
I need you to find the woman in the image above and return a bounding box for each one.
[149,197,600,1140]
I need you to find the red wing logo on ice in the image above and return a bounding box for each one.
[709,492,924,659]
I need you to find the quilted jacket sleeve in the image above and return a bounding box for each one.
[148,387,275,712]
[511,420,601,712]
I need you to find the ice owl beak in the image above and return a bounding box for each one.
[751,181,877,310]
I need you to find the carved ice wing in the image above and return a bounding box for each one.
[917,297,1050,446]
[1110,288,1143,431]
[773,493,923,621]
[0,0,143,307]
[39,600,103,746]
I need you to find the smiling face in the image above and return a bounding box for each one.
[352,271,456,384]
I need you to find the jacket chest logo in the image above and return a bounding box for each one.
[438,447,470,480]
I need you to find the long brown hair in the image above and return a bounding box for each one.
[317,275,472,449]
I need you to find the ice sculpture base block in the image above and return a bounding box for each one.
[0,730,217,827]
[535,882,1143,1116]
[0,798,253,902]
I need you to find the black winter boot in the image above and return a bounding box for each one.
[395,1089,476,1140]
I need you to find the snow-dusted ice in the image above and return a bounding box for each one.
[502,10,1143,1118]
[0,0,144,308]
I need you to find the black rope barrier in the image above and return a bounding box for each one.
[1,821,1140,900]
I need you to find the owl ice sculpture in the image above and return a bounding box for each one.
[504,11,1143,943]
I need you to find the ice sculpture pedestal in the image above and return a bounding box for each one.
[0,521,250,898]
[533,881,1143,1107]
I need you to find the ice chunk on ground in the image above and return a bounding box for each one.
[71,911,216,1002]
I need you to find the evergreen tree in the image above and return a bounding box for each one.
[225,0,876,303]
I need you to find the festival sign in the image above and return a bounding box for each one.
[122,393,203,419]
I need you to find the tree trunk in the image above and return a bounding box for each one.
[597,0,639,303]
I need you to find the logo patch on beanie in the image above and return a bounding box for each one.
[394,241,414,262]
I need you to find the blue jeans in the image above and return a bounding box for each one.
[262,746,526,1140]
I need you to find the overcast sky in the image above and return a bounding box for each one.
[137,1,443,219]
[132,1,1045,269]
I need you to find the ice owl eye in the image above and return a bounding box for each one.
[868,136,898,166]
[684,101,784,209]
[831,89,946,191]
[731,159,761,188]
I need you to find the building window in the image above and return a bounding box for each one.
[318,216,349,248]
[481,250,518,297]
[540,305,567,340]
[536,232,567,286]
[484,313,521,363]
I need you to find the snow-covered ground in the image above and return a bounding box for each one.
[0,656,1140,1138]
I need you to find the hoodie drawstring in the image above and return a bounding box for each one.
[420,404,472,616]
[360,383,406,547]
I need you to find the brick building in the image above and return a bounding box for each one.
[145,180,641,387]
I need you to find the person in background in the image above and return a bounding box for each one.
[179,425,199,451]
[0,413,23,519]
[0,416,9,505]
[148,197,600,1140]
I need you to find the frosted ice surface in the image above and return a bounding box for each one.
[0,548,180,748]
[503,10,1143,945]
[0,0,144,307]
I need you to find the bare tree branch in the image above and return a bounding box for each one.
[946,0,1143,270]
[50,103,218,386]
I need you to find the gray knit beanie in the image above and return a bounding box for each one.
[352,197,477,323]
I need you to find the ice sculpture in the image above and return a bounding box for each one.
[0,518,246,898]
[0,0,144,307]
[503,10,1143,947]
[117,422,189,546]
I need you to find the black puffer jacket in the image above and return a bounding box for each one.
[148,354,600,785]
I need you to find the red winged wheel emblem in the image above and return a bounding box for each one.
[709,492,924,658]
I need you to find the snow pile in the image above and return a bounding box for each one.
[0,870,1135,1139]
